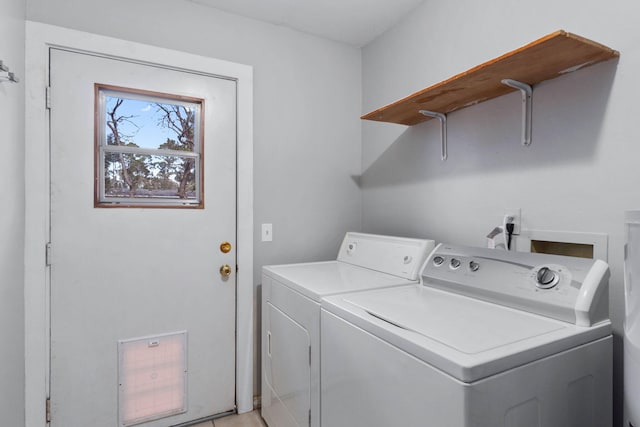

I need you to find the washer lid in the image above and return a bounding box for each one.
[263,261,417,302]
[324,285,611,382]
[349,285,563,354]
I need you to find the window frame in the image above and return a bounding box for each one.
[94,83,205,208]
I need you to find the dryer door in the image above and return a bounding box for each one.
[263,302,310,427]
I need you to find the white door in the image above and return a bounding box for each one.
[49,48,237,427]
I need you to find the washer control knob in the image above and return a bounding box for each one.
[469,261,480,272]
[433,256,445,266]
[450,258,461,269]
[536,267,558,289]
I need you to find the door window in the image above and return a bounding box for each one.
[95,84,204,208]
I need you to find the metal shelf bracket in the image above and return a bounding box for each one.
[501,79,532,146]
[419,109,448,161]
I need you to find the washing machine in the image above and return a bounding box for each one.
[321,243,612,427]
[261,232,435,427]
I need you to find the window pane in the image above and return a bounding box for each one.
[104,97,197,152]
[104,153,197,200]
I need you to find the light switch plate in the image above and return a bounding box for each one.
[262,224,273,242]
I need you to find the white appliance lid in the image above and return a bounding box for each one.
[346,285,563,354]
[324,285,611,382]
[263,261,417,302]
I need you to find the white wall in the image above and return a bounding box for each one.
[0,0,25,425]
[361,0,638,424]
[26,0,362,397]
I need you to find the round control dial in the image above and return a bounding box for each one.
[450,258,461,269]
[469,261,480,272]
[432,256,445,266]
[535,266,559,289]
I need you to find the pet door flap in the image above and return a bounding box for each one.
[118,331,188,426]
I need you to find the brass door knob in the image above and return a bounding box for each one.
[220,264,232,277]
[220,242,232,253]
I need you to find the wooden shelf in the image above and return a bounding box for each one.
[362,30,619,126]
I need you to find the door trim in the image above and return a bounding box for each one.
[24,21,254,427]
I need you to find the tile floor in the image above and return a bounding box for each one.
[192,410,266,427]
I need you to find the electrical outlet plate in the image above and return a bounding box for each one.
[504,208,521,235]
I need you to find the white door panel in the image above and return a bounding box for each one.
[49,48,237,426]
[265,302,311,427]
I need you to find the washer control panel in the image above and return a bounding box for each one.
[422,244,610,325]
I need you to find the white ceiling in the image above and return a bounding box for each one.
[188,0,426,47]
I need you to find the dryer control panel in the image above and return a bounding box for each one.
[422,244,610,326]
[337,232,435,281]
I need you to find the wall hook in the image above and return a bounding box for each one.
[419,109,448,161]
[0,60,20,84]
[501,79,532,146]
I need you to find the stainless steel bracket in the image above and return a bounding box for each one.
[419,109,448,161]
[501,79,532,146]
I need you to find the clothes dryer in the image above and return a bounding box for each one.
[321,243,612,427]
[261,232,435,427]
